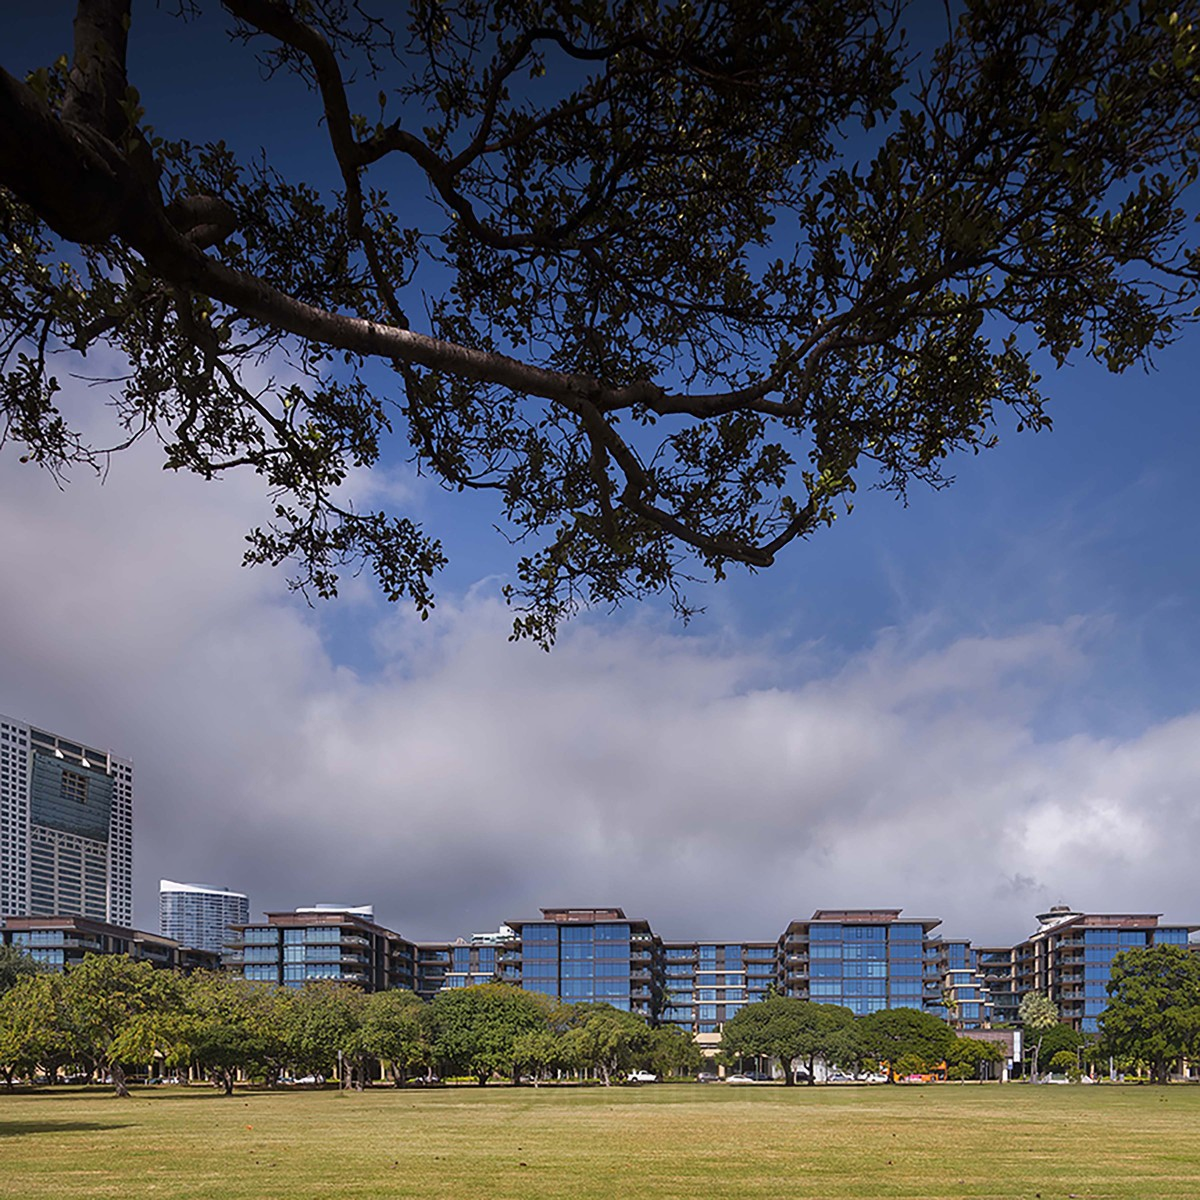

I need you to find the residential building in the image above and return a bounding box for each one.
[0,714,132,925]
[437,926,514,990]
[778,909,941,1017]
[0,913,217,972]
[1006,904,1197,1033]
[159,880,249,956]
[504,907,660,1017]
[227,905,416,991]
[660,940,776,1043]
[929,937,994,1031]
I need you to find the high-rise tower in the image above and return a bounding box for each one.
[0,714,133,924]
[159,880,248,955]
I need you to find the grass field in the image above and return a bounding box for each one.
[2,1082,1199,1200]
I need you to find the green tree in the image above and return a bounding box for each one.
[1099,945,1200,1085]
[284,981,367,1087]
[1048,1049,1080,1081]
[1017,991,1059,1083]
[647,1024,704,1081]
[61,955,187,1097]
[353,989,431,1086]
[182,971,276,1095]
[511,1029,569,1086]
[562,1005,651,1086]
[0,972,76,1088]
[0,945,42,997]
[430,984,550,1085]
[944,1035,1004,1082]
[857,1007,955,1082]
[4,2,1200,642]
[722,997,853,1085]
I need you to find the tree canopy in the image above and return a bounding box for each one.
[722,996,854,1084]
[3,1,1200,641]
[1099,944,1200,1084]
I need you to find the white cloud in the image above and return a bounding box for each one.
[3,394,1200,950]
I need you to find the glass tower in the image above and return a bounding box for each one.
[159,879,249,955]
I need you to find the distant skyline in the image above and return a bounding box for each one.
[4,6,1200,948]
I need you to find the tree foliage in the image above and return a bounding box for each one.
[1017,990,1058,1082]
[944,1035,1004,1081]
[3,0,1200,642]
[1099,944,1200,1084]
[856,1006,955,1079]
[429,982,550,1084]
[721,996,853,1084]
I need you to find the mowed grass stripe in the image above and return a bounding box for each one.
[2,1084,1199,1199]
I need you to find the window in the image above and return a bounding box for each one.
[60,770,89,803]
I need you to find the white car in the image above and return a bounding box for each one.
[627,1070,658,1083]
[724,1073,756,1084]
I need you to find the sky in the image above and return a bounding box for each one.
[3,5,1200,949]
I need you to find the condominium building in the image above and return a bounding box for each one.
[0,913,218,973]
[504,907,660,1017]
[660,940,776,1037]
[219,897,1196,1042]
[159,880,249,956]
[778,909,941,1016]
[983,904,1197,1032]
[228,905,417,991]
[0,714,132,925]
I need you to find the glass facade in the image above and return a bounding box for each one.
[781,912,938,1017]
[513,916,635,1010]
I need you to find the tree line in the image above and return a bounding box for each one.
[2,942,1196,1095]
[0,950,700,1096]
[722,995,1003,1084]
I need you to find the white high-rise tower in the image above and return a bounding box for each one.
[159,880,249,954]
[0,714,133,924]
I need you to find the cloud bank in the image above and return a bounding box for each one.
[2,416,1198,950]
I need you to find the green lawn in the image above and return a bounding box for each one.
[2,1082,1198,1199]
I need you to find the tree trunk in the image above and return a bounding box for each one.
[222,1070,235,1097]
[110,1063,130,1098]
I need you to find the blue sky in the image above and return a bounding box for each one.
[3,4,1200,947]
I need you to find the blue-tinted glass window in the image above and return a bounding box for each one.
[595,923,629,940]
[811,962,842,978]
[811,943,841,959]
[890,924,924,940]
[560,925,594,943]
[809,925,841,940]
[697,1005,717,1020]
[523,925,557,943]
[305,927,341,943]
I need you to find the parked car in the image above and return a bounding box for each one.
[627,1070,658,1083]
[696,1072,720,1084]
[725,1073,756,1084]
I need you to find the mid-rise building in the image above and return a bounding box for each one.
[504,907,660,1017]
[0,714,132,925]
[991,904,1197,1033]
[228,905,416,992]
[929,937,994,1031]
[660,940,776,1038]
[1,913,217,972]
[159,880,249,956]
[778,909,941,1017]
